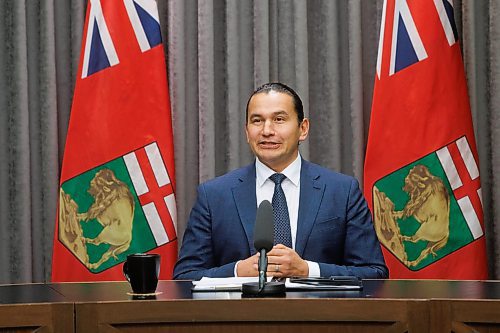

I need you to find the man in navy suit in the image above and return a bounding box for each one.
[174,83,388,280]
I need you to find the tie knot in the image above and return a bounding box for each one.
[269,173,287,185]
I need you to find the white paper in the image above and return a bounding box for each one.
[191,277,361,291]
[192,277,261,291]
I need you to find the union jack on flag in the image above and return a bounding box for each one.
[81,0,119,78]
[81,0,162,78]
[376,0,458,78]
[123,0,162,52]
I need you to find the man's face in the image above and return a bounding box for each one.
[245,91,309,172]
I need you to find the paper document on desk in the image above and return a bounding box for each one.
[192,277,260,291]
[192,277,362,291]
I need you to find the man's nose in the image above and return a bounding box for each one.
[262,120,274,135]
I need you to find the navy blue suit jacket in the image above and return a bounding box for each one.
[174,160,388,280]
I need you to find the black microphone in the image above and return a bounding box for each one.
[242,200,286,297]
[253,200,274,290]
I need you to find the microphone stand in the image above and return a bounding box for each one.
[242,249,286,297]
[258,248,267,292]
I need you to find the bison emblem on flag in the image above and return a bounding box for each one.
[372,136,484,270]
[58,142,177,273]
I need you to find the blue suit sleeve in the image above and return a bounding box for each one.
[317,179,388,278]
[173,184,237,280]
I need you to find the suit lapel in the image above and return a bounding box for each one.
[232,164,257,255]
[295,160,325,257]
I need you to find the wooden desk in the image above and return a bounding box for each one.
[427,281,500,332]
[2,280,500,333]
[0,284,74,333]
[51,280,430,333]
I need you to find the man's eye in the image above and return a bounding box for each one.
[252,118,262,124]
[275,117,285,122]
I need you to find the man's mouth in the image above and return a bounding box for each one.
[258,141,280,149]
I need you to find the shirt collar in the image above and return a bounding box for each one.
[255,154,301,188]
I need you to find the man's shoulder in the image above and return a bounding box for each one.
[201,163,254,189]
[302,160,357,184]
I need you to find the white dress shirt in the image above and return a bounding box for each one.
[234,153,320,277]
[255,154,301,248]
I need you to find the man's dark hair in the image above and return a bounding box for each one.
[245,82,304,124]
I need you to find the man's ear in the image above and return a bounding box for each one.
[299,118,310,142]
[245,124,250,143]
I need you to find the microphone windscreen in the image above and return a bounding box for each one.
[254,200,274,252]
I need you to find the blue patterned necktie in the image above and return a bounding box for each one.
[269,173,292,248]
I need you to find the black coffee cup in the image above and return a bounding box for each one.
[123,253,160,294]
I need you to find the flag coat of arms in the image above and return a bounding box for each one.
[52,0,177,281]
[364,0,488,279]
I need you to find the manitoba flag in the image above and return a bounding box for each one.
[364,0,488,279]
[52,0,177,281]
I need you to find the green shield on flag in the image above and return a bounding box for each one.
[372,151,477,271]
[58,157,159,273]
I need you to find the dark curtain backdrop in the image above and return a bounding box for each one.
[0,0,498,283]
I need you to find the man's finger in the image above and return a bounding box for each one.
[268,248,289,256]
